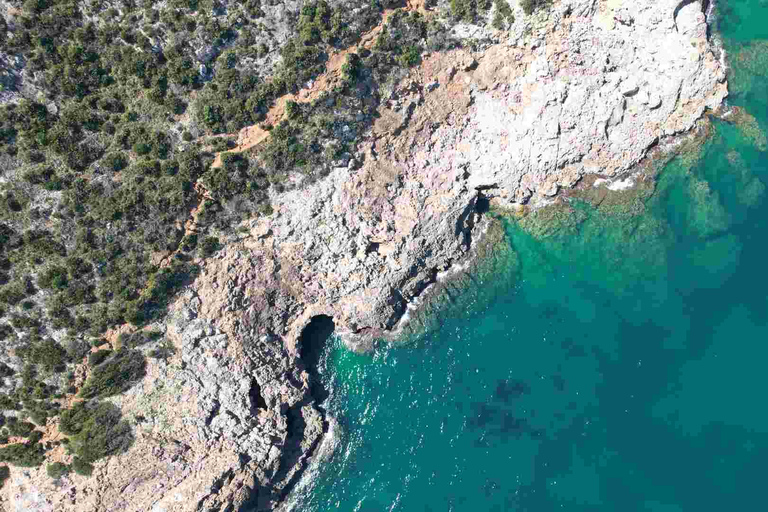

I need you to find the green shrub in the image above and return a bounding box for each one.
[6,418,35,438]
[133,262,199,324]
[46,461,69,479]
[71,457,93,476]
[133,142,152,155]
[341,53,362,84]
[78,349,146,399]
[0,284,26,305]
[0,440,45,467]
[117,330,161,349]
[0,394,21,411]
[492,0,514,28]
[520,0,547,15]
[104,152,128,172]
[0,465,9,487]
[17,338,69,373]
[87,349,112,366]
[38,266,68,290]
[25,400,58,426]
[64,338,90,361]
[149,338,176,361]
[60,401,133,463]
[397,45,421,67]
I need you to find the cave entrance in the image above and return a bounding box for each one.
[299,315,335,402]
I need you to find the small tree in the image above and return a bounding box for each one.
[71,457,93,476]
[46,462,69,479]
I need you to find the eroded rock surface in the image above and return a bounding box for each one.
[0,0,727,510]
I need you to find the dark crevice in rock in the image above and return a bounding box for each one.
[205,400,221,427]
[199,469,235,511]
[390,287,409,322]
[393,101,417,136]
[475,192,491,214]
[298,315,335,404]
[273,403,310,494]
[455,196,476,238]
[249,378,268,412]
[266,316,336,508]
[365,241,381,255]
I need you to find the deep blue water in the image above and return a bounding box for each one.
[286,2,768,510]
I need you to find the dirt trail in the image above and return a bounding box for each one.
[211,0,430,168]
[156,181,212,267]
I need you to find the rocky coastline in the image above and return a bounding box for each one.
[0,0,730,510]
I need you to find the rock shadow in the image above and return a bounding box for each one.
[298,314,335,403]
[260,315,337,507]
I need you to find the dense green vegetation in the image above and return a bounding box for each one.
[450,0,493,23]
[519,0,549,15]
[79,349,146,399]
[0,430,45,467]
[0,0,458,356]
[251,9,454,187]
[449,0,515,26]
[46,461,69,479]
[59,400,133,465]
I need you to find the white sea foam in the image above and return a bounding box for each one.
[593,177,636,191]
[607,178,635,191]
[278,414,343,512]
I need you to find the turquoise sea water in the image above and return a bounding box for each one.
[287,3,768,510]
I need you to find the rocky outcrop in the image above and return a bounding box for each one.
[0,0,727,510]
[462,0,726,202]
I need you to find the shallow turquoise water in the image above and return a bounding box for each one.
[287,4,768,511]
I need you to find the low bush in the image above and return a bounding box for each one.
[46,461,69,479]
[87,348,111,366]
[450,0,492,21]
[5,418,35,438]
[25,400,59,426]
[149,338,176,361]
[492,0,514,28]
[59,401,134,463]
[117,330,162,349]
[0,439,45,467]
[0,394,20,411]
[103,152,128,172]
[520,0,548,15]
[78,349,146,399]
[71,457,93,476]
[17,338,69,373]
